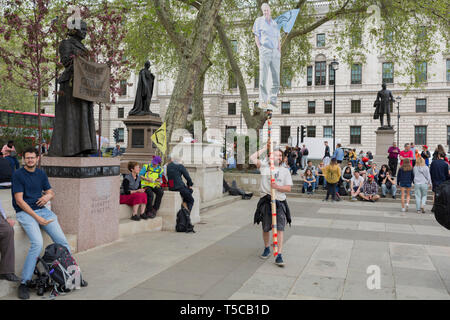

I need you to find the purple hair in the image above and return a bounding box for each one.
[152,156,162,165]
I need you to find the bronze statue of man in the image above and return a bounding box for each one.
[373,83,395,129]
[128,61,155,116]
[48,20,97,157]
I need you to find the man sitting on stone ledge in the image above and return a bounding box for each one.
[0,200,19,283]
[11,148,74,299]
[167,155,194,213]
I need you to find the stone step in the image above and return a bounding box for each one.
[286,192,433,205]
[118,217,162,239]
[0,280,16,299]
[200,194,242,213]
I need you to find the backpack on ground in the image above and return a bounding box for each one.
[33,243,85,297]
[176,207,195,233]
[433,180,450,230]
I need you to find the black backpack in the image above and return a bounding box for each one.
[303,148,309,156]
[33,243,85,297]
[176,207,195,233]
[433,180,450,230]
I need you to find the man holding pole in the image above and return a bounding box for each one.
[251,141,292,267]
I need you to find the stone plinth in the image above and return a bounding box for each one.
[41,157,121,252]
[185,165,223,203]
[374,128,396,165]
[120,114,162,173]
[224,172,262,194]
[158,188,200,231]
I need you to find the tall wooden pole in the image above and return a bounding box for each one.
[267,110,278,257]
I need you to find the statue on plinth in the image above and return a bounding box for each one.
[128,61,155,116]
[373,83,395,130]
[48,20,97,157]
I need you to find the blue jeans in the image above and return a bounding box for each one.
[303,181,316,193]
[16,208,70,283]
[259,46,280,105]
[5,156,19,171]
[381,184,397,197]
[290,164,298,174]
[414,183,428,211]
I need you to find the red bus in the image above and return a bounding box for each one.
[0,109,55,129]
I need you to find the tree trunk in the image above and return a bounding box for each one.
[215,17,267,134]
[186,69,207,136]
[162,0,222,157]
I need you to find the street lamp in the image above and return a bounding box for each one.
[330,59,339,153]
[52,16,59,112]
[396,96,401,146]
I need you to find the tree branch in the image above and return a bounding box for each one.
[153,0,188,54]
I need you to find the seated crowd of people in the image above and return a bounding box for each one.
[287,142,450,214]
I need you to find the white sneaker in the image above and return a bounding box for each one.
[406,203,409,212]
[401,208,406,212]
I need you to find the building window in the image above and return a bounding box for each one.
[384,30,393,43]
[281,68,292,88]
[447,126,450,146]
[448,98,450,112]
[118,128,124,143]
[351,31,362,46]
[254,102,259,110]
[188,104,192,114]
[231,40,238,53]
[351,100,361,113]
[415,126,427,145]
[418,26,426,40]
[228,72,237,89]
[228,103,236,115]
[307,126,316,138]
[323,126,332,138]
[118,107,124,119]
[280,126,291,144]
[120,80,127,96]
[415,61,427,82]
[307,66,313,86]
[329,65,335,85]
[43,89,48,98]
[315,61,326,86]
[350,126,361,144]
[324,101,332,114]
[382,62,394,84]
[281,102,290,115]
[416,99,426,113]
[351,64,362,84]
[316,33,325,47]
[446,59,450,82]
[254,68,259,88]
[308,101,316,114]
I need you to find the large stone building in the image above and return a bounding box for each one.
[44,1,450,155]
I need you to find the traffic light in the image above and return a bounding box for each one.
[113,128,120,144]
[300,125,305,143]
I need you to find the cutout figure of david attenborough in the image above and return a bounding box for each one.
[253,3,281,110]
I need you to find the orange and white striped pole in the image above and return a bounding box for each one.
[266,110,278,257]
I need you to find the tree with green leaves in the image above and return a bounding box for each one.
[134,0,447,140]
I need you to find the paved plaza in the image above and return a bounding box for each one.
[1,195,450,300]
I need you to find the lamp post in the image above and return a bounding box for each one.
[52,16,59,112]
[330,59,339,153]
[396,96,401,146]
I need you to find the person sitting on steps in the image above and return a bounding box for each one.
[167,154,194,213]
[120,161,148,221]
